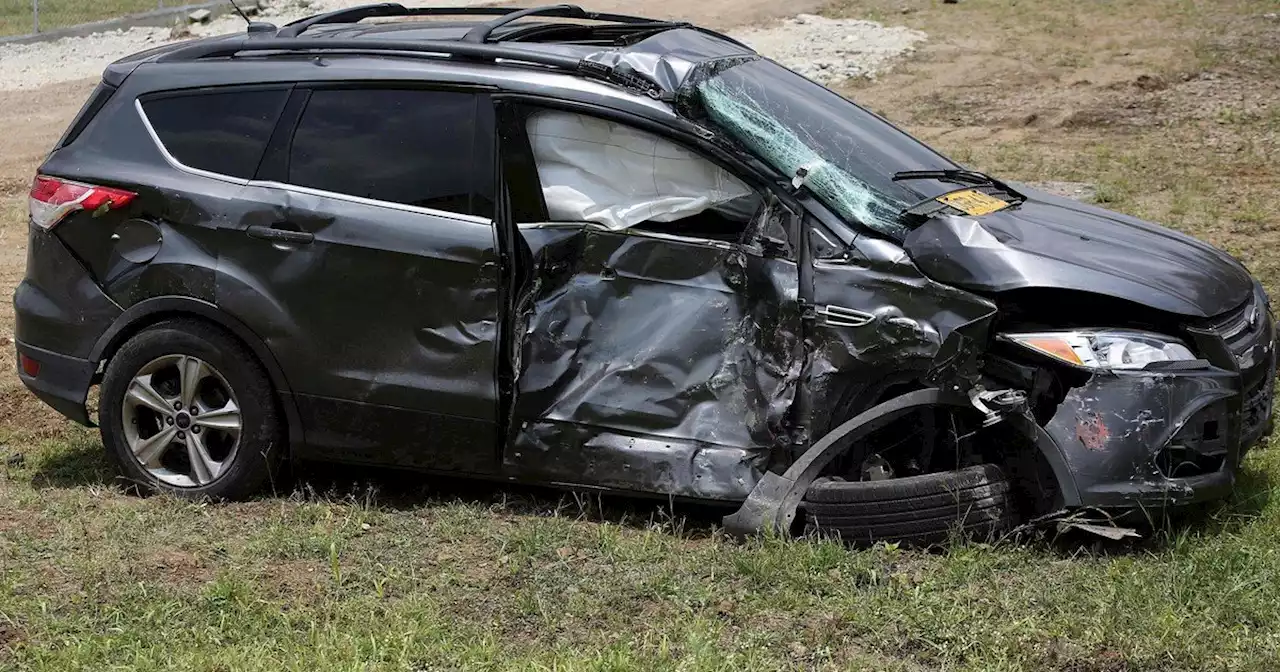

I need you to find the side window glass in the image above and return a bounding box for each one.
[525,109,764,243]
[142,88,289,179]
[288,88,487,217]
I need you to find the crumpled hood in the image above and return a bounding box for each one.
[903,183,1253,318]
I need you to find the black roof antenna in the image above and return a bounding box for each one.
[228,0,277,34]
[228,0,252,24]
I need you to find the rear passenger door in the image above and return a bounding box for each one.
[219,85,502,473]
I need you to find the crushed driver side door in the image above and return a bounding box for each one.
[505,216,803,501]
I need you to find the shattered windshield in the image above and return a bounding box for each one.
[695,58,957,239]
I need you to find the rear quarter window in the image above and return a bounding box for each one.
[141,88,290,179]
[55,81,117,149]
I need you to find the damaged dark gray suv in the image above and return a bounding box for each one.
[16,4,1276,544]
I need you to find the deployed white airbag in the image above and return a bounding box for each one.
[527,110,754,230]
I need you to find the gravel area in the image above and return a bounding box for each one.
[0,0,488,90]
[0,4,928,91]
[732,14,928,84]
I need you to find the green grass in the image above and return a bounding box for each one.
[3,427,1280,670]
[0,0,175,37]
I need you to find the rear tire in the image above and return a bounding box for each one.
[803,464,1014,546]
[99,319,284,500]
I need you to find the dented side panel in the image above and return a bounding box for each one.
[217,184,503,472]
[506,225,801,500]
[807,235,998,437]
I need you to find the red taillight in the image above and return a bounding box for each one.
[19,354,39,377]
[28,174,135,230]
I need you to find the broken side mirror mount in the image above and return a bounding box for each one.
[744,194,799,260]
[791,163,820,193]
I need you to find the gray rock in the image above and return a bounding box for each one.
[169,18,192,39]
[188,9,212,24]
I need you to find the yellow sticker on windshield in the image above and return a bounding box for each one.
[937,190,1011,216]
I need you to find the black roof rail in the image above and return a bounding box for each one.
[270,4,751,50]
[462,4,584,43]
[153,37,670,100]
[498,20,686,43]
[276,3,665,39]
[276,3,407,38]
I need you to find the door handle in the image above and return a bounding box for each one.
[246,224,314,245]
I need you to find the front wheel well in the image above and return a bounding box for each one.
[816,401,1063,518]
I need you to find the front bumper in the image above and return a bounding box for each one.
[1041,297,1276,518]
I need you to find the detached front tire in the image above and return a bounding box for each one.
[99,319,284,500]
[803,464,1014,546]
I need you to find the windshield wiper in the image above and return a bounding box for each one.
[892,169,1016,194]
[894,170,1025,220]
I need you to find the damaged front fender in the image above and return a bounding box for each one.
[722,314,1016,538]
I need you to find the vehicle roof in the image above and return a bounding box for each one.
[106,5,756,107]
[162,19,606,59]
[304,20,589,54]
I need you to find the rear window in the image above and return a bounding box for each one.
[287,88,485,217]
[142,88,289,179]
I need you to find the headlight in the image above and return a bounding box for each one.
[1002,330,1195,370]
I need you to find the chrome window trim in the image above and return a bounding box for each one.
[248,180,492,225]
[811,227,837,249]
[136,98,492,226]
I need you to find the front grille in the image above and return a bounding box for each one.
[1207,292,1275,443]
[1243,361,1276,441]
[1210,295,1264,358]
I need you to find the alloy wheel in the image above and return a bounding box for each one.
[120,354,242,487]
